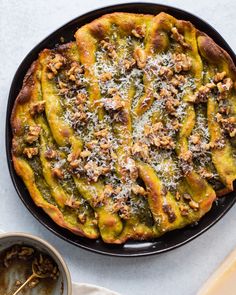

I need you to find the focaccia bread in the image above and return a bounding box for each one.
[11,12,236,243]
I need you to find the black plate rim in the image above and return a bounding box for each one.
[5,2,236,257]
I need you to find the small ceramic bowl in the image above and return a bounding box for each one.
[0,232,72,295]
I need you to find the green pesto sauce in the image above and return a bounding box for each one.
[59,176,94,215]
[61,206,79,225]
[28,157,57,206]
[59,177,84,203]
[130,195,154,227]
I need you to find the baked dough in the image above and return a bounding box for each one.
[11,12,236,243]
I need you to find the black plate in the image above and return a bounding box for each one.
[6,3,236,257]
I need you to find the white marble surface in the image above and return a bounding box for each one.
[1,0,236,294]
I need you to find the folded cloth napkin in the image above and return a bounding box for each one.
[72,283,121,295]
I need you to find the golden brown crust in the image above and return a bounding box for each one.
[76,12,153,39]
[197,31,236,81]
[11,61,38,136]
